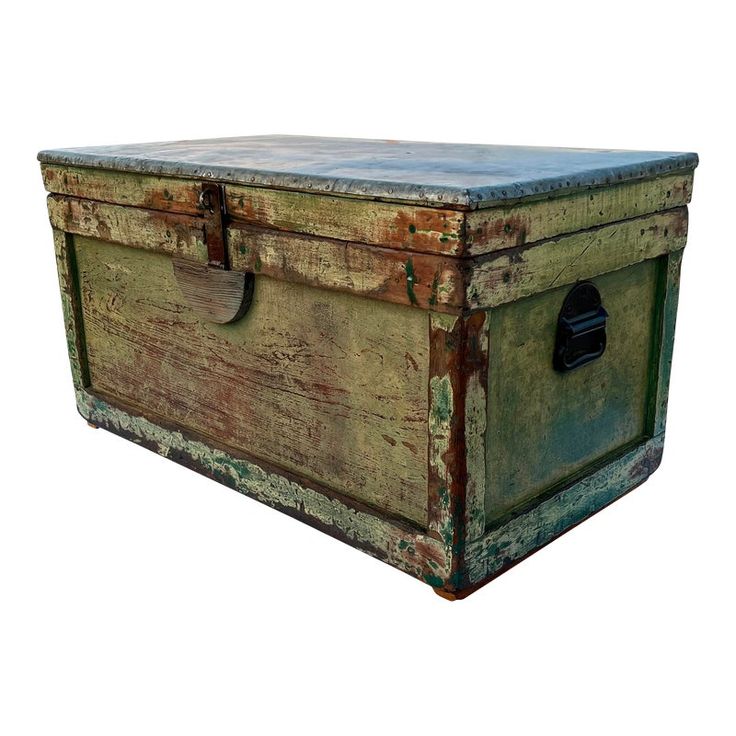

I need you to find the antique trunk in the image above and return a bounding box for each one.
[39,136,698,598]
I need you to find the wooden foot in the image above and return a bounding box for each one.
[433,577,494,600]
[433,588,460,601]
[87,421,99,429]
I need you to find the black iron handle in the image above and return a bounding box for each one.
[553,282,608,372]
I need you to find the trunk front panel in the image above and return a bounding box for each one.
[73,235,431,527]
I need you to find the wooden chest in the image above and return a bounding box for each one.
[39,136,698,598]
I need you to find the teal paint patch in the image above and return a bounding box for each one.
[72,390,452,588]
[423,573,445,587]
[404,258,419,305]
[431,379,451,425]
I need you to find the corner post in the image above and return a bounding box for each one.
[52,226,90,393]
[651,248,685,439]
[428,311,489,594]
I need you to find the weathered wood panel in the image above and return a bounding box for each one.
[52,229,89,391]
[466,173,693,255]
[76,390,450,585]
[172,259,254,324]
[225,184,465,255]
[650,250,685,437]
[427,311,489,593]
[42,165,202,214]
[74,236,430,526]
[228,224,464,313]
[466,435,664,587]
[485,260,659,524]
[48,195,208,261]
[468,208,687,310]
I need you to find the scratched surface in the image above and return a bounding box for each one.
[485,259,659,524]
[38,135,698,208]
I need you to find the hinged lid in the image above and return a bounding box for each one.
[38,135,698,210]
[40,135,697,316]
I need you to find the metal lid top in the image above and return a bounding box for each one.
[38,135,698,209]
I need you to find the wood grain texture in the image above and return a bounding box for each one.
[468,208,687,310]
[228,224,464,313]
[427,311,489,593]
[466,435,665,587]
[466,173,693,255]
[74,236,430,526]
[485,260,659,524]
[76,390,450,585]
[226,185,464,255]
[42,165,202,214]
[650,249,684,437]
[43,166,692,257]
[52,228,89,391]
[48,195,209,262]
[172,259,254,324]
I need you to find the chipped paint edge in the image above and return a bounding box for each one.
[76,389,450,585]
[651,250,684,436]
[53,228,89,391]
[464,435,665,586]
[37,145,699,209]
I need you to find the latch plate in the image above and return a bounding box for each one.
[198,183,227,269]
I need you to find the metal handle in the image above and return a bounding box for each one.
[553,282,608,372]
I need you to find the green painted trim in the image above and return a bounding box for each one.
[53,229,89,391]
[650,250,684,437]
[75,390,451,585]
[464,435,665,586]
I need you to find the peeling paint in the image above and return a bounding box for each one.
[75,389,450,584]
[404,258,419,305]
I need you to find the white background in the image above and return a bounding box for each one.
[2,2,733,734]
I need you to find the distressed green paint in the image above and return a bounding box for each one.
[75,389,450,584]
[53,229,89,391]
[404,258,419,305]
[427,312,460,558]
[430,375,452,425]
[74,236,430,527]
[650,250,684,436]
[43,150,694,598]
[464,370,488,542]
[466,435,664,585]
[429,272,440,306]
[485,260,659,523]
[468,208,687,310]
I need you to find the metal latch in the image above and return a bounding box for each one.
[553,282,608,372]
[198,183,228,269]
[171,182,254,324]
